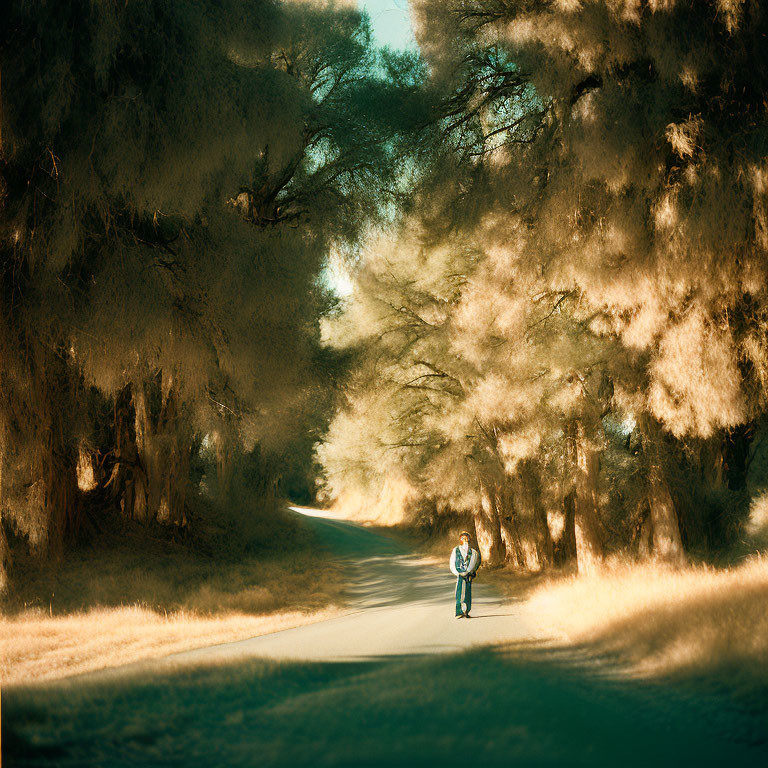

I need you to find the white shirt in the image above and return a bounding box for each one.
[449,544,478,577]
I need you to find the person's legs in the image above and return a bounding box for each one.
[455,577,464,616]
[464,578,472,615]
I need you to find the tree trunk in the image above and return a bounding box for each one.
[32,350,81,558]
[647,466,685,565]
[636,506,653,558]
[214,419,238,496]
[499,515,525,568]
[134,382,161,522]
[42,444,79,559]
[475,483,505,566]
[497,481,526,568]
[723,422,754,491]
[134,372,190,526]
[511,465,553,571]
[552,491,577,566]
[571,419,604,574]
[0,522,9,592]
[106,383,150,520]
[640,415,685,565]
[0,457,10,592]
[158,380,190,526]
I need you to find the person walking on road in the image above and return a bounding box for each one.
[450,531,480,618]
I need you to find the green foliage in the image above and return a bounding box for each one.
[317,0,768,568]
[0,0,431,578]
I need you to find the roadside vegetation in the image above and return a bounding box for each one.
[0,0,426,684]
[319,0,768,579]
[2,456,346,685]
[0,0,427,587]
[7,646,765,766]
[520,554,768,676]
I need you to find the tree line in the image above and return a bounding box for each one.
[318,0,768,572]
[0,0,427,587]
[4,0,768,582]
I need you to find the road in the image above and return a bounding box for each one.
[4,509,766,766]
[163,508,539,666]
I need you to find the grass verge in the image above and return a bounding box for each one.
[5,646,766,766]
[1,502,346,685]
[487,554,768,718]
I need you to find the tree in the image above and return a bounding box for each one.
[0,0,426,579]
[321,0,768,571]
[407,0,768,564]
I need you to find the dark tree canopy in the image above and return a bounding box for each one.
[0,0,428,582]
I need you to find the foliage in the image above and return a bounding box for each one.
[0,0,427,585]
[317,0,768,571]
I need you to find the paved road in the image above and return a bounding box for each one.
[4,509,766,767]
[164,508,539,667]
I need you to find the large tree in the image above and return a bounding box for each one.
[319,0,768,570]
[0,0,425,581]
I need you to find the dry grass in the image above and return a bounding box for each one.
[1,604,344,686]
[514,555,768,689]
[1,504,348,685]
[4,545,344,618]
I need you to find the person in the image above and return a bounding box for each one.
[449,530,480,618]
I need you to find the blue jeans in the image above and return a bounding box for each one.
[455,576,472,616]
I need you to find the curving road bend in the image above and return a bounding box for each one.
[167,507,539,667]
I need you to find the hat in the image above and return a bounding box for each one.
[459,530,471,540]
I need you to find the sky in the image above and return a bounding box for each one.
[320,1,416,299]
[358,0,416,50]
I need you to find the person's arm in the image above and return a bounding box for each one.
[467,549,479,576]
[449,547,460,576]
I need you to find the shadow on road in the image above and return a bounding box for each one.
[5,641,767,767]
